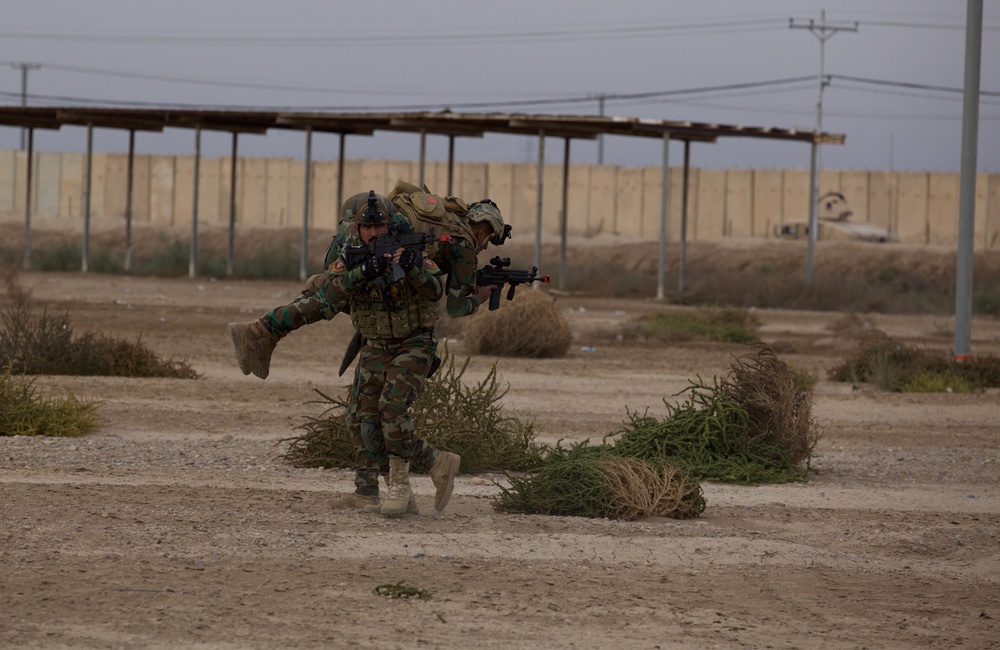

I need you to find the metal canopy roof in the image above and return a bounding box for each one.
[0,106,846,145]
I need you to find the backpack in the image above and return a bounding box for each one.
[387,180,477,245]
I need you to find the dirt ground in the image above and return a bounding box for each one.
[2,240,1000,649]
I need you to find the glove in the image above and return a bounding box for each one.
[359,254,387,280]
[398,248,421,272]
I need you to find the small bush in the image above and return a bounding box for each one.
[627,308,760,344]
[0,368,100,436]
[283,347,547,474]
[0,291,199,378]
[463,288,571,358]
[494,345,818,520]
[828,329,1000,392]
[901,370,974,394]
[494,445,705,520]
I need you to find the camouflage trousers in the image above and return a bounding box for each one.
[347,331,438,496]
[262,273,341,336]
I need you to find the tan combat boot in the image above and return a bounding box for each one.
[228,319,281,379]
[361,494,419,515]
[428,451,461,516]
[379,458,416,516]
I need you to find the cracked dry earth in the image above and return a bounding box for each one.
[2,270,999,650]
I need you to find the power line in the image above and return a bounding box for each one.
[0,19,785,47]
[0,77,822,112]
[830,74,1000,97]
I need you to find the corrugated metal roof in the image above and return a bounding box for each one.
[0,106,845,145]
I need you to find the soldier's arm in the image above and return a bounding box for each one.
[405,257,444,302]
[443,239,482,318]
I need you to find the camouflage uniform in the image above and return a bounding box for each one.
[230,187,503,508]
[259,188,485,339]
[322,230,444,505]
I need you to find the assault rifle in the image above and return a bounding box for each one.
[342,225,449,284]
[476,256,551,310]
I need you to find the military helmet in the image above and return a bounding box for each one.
[467,199,510,245]
[342,190,391,226]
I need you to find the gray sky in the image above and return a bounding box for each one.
[2,0,998,172]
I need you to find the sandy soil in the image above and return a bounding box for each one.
[2,260,999,649]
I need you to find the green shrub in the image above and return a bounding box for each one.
[0,369,99,436]
[282,347,546,474]
[829,329,1000,392]
[494,345,817,520]
[639,308,760,344]
[900,370,974,394]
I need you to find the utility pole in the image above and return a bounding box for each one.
[596,94,606,164]
[789,11,857,286]
[10,62,41,150]
[954,0,984,362]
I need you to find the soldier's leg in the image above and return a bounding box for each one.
[356,346,418,516]
[229,274,343,380]
[379,335,460,515]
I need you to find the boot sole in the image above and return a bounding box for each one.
[228,323,252,375]
[432,455,461,515]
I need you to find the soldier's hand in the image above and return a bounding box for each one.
[397,248,421,272]
[474,284,494,303]
[359,254,387,280]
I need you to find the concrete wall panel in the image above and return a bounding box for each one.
[311,160,340,228]
[35,152,61,219]
[839,170,870,223]
[510,163,540,235]
[197,157,222,224]
[0,150,15,213]
[87,153,108,219]
[458,163,488,206]
[697,169,726,240]
[867,171,896,233]
[897,172,929,244]
[568,164,593,236]
[725,169,753,238]
[358,159,387,201]
[59,153,86,219]
[751,169,783,238]
[240,158,267,226]
[173,156,194,226]
[615,166,644,238]
[588,165,617,235]
[385,161,415,194]
[782,169,810,227]
[987,174,1000,250]
[927,172,959,245]
[485,163,515,233]
[4,147,1000,251]
[103,153,129,219]
[265,158,290,226]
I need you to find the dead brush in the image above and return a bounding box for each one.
[720,344,819,469]
[493,443,705,520]
[0,290,198,379]
[462,287,571,358]
[496,343,820,520]
[282,347,547,474]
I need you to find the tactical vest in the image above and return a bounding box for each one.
[348,278,439,342]
[387,180,477,263]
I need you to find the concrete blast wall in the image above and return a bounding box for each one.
[1,149,998,249]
